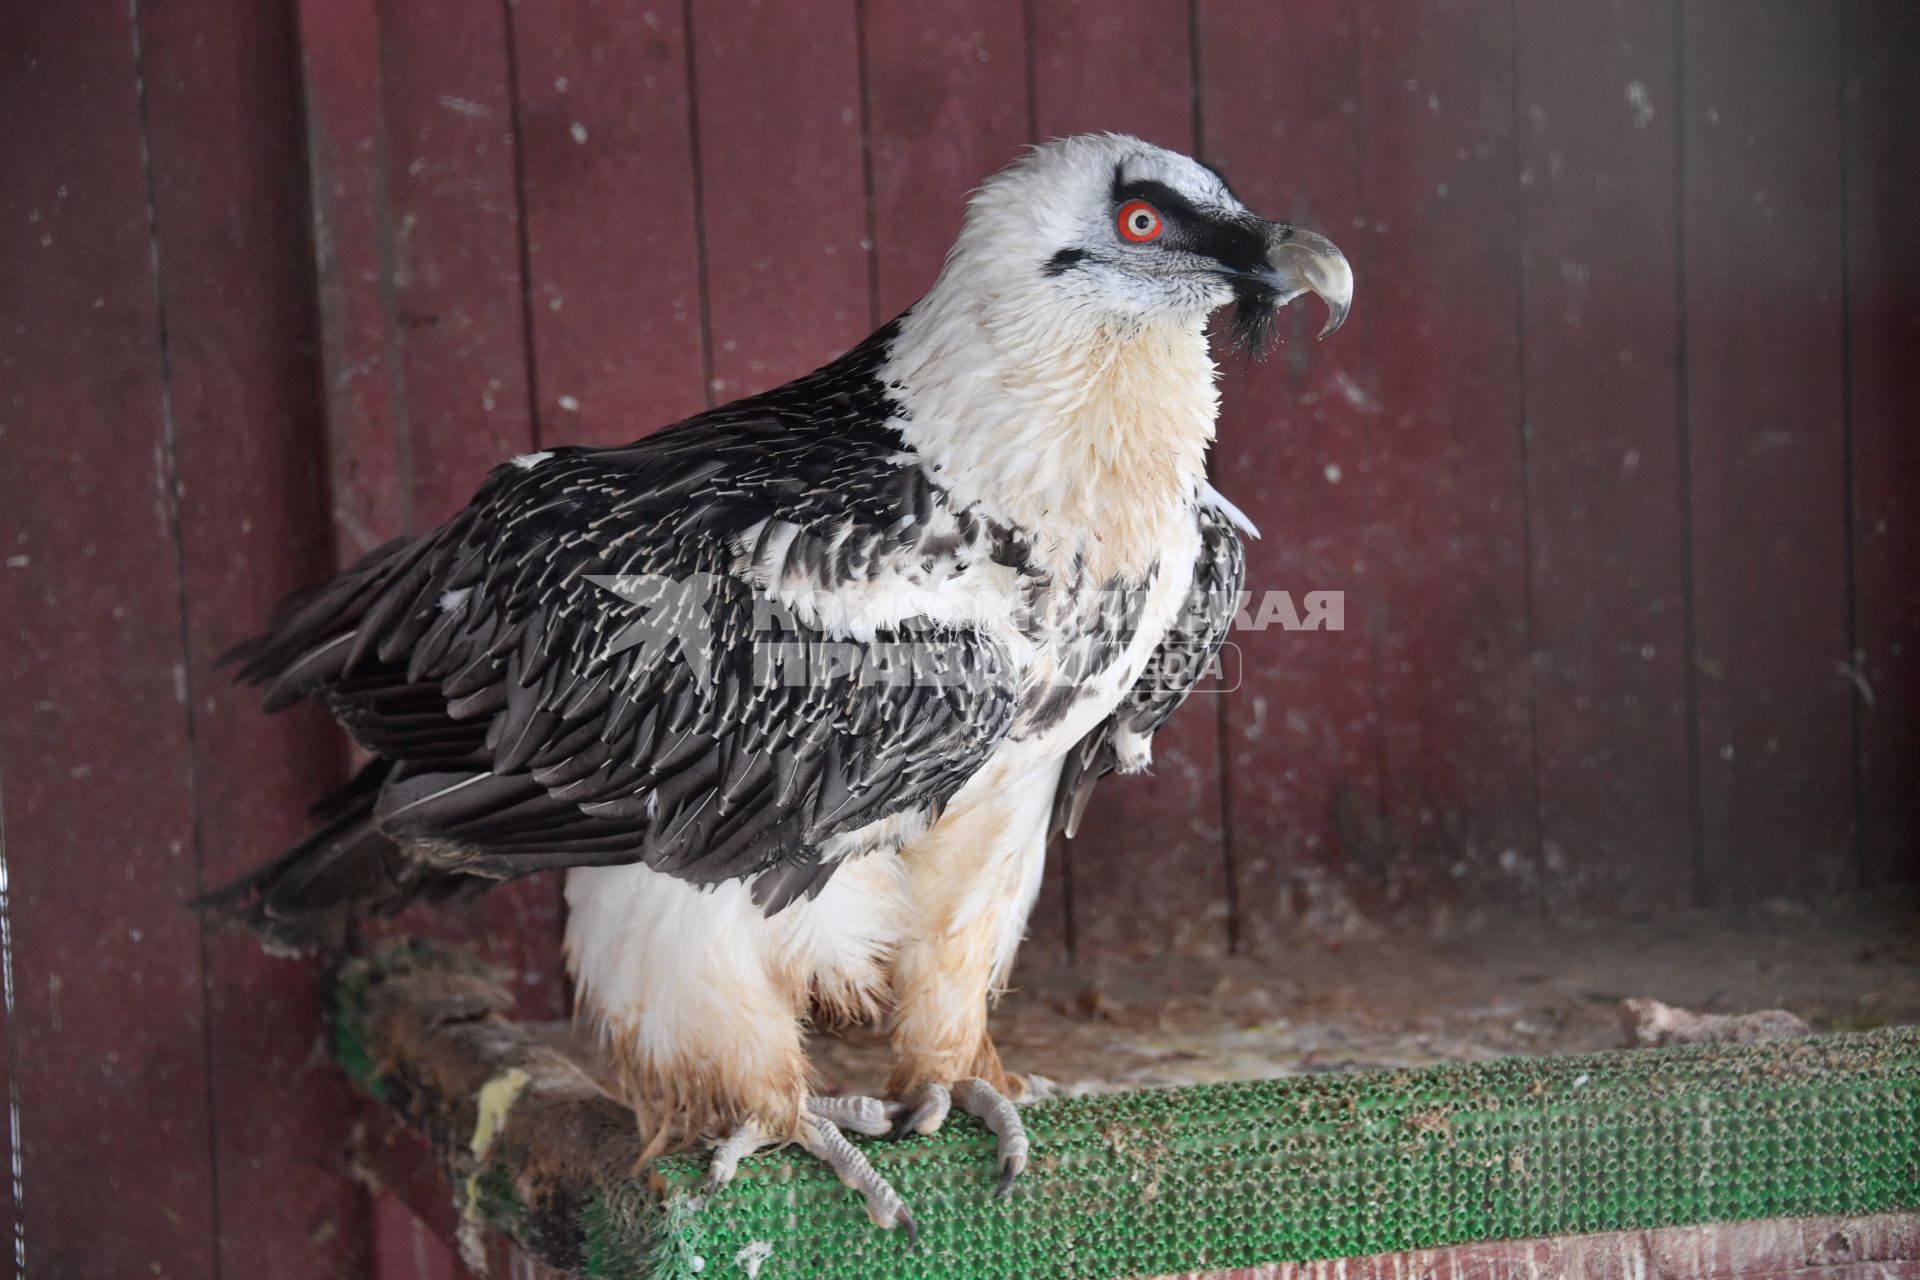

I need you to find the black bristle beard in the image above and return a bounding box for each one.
[1226,279,1282,359]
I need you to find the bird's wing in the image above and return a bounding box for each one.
[1051,498,1245,838]
[234,411,1019,912]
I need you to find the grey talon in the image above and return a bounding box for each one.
[809,1093,900,1138]
[892,1081,951,1138]
[801,1110,915,1234]
[952,1077,1031,1193]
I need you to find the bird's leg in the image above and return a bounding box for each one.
[806,1092,901,1137]
[884,1031,1036,1195]
[886,770,1057,1193]
[700,1102,916,1241]
[800,1111,917,1240]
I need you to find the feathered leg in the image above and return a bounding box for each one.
[564,857,918,1233]
[884,765,1056,1191]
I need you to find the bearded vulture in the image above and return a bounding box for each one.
[211,133,1351,1236]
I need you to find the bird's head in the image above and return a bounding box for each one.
[952,133,1352,354]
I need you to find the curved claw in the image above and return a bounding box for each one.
[951,1078,1030,1196]
[700,1108,917,1242]
[702,1122,767,1197]
[801,1114,917,1241]
[889,1081,951,1139]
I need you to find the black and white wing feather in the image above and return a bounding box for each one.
[1051,498,1245,838]
[223,332,1018,930]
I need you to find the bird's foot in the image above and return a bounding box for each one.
[891,1076,1032,1196]
[702,1096,916,1242]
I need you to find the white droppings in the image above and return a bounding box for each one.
[557,395,581,412]
[554,76,569,92]
[735,1241,775,1278]
[1720,744,1735,761]
[1332,370,1380,414]
[1625,80,1655,129]
[569,121,589,145]
[437,95,490,118]
[3,556,26,569]
[1323,463,1342,484]
[688,1256,706,1273]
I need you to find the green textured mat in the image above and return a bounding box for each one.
[333,949,1920,1280]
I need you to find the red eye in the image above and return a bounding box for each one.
[1117,200,1162,243]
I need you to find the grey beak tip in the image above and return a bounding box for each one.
[1267,225,1353,343]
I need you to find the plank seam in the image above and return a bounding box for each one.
[1836,0,1867,890]
[125,1,224,1273]
[498,0,546,452]
[1187,0,1242,956]
[1670,0,1708,907]
[1504,0,1549,884]
[681,0,717,410]
[1350,0,1391,856]
[852,0,880,331]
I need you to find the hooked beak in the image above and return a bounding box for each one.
[1262,226,1352,339]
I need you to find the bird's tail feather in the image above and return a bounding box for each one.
[197,761,482,955]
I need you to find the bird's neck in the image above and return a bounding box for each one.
[881,283,1219,584]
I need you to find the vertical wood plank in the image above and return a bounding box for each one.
[1199,0,1385,947]
[863,0,1030,319]
[690,0,870,400]
[301,0,565,1019]
[135,1,373,1274]
[1682,1,1854,900]
[1350,0,1534,919]
[382,0,565,1016]
[1026,0,1233,959]
[1514,2,1694,906]
[508,1,709,442]
[0,5,219,1275]
[299,0,411,562]
[377,0,536,524]
[1843,0,1920,886]
[1029,0,1191,150]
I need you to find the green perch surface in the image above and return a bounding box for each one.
[330,943,1920,1280]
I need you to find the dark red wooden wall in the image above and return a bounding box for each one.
[1,2,1915,1276]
